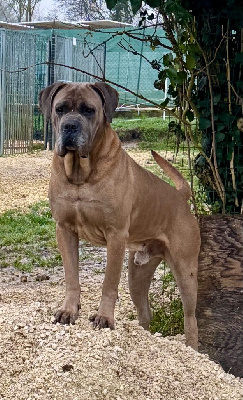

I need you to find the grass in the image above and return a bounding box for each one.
[126,268,184,336]
[150,298,184,336]
[0,200,184,338]
[0,201,61,271]
[149,269,184,336]
[112,117,173,146]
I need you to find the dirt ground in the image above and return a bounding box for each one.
[0,151,52,214]
[0,145,150,214]
[0,149,242,399]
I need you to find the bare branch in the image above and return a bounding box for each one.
[3,60,196,128]
[196,40,226,211]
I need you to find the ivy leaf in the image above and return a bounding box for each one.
[158,69,166,81]
[216,123,225,132]
[165,0,192,21]
[227,149,234,160]
[234,130,241,144]
[105,0,118,10]
[213,92,221,105]
[199,118,211,130]
[167,67,177,77]
[216,132,225,142]
[185,54,196,70]
[198,99,208,108]
[180,31,189,44]
[236,81,243,90]
[219,113,234,126]
[163,53,173,67]
[146,0,161,7]
[130,0,143,13]
[187,43,201,55]
[235,52,243,64]
[176,70,187,85]
[166,67,177,87]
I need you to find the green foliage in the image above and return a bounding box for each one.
[150,299,184,336]
[149,270,184,336]
[0,202,62,271]
[106,0,243,213]
[32,142,45,151]
[192,5,243,213]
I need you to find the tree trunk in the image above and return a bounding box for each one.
[197,215,243,378]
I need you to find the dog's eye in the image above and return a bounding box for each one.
[56,106,64,114]
[80,105,95,116]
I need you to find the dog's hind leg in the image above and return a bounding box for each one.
[176,265,198,350]
[128,251,162,330]
[165,251,199,350]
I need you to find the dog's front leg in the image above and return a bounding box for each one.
[54,223,81,324]
[90,233,126,329]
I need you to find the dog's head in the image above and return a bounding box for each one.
[39,82,119,157]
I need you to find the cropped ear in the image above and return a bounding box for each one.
[39,82,67,120]
[92,82,119,123]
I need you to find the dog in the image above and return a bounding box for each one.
[39,81,201,350]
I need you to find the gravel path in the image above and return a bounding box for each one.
[0,150,243,399]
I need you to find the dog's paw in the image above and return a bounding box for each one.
[54,305,80,325]
[89,314,114,330]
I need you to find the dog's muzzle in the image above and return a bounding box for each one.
[57,117,89,157]
[61,120,81,150]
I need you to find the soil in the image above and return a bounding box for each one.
[0,149,242,399]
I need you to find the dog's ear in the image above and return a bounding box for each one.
[39,82,67,120]
[92,82,119,123]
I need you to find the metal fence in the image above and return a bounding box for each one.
[0,29,105,155]
[0,30,37,155]
[0,26,166,156]
[105,31,168,106]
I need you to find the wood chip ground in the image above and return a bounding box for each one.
[0,150,242,399]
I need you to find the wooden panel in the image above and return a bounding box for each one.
[197,215,243,378]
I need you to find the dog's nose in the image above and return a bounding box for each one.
[63,122,79,134]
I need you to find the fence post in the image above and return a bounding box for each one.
[197,215,243,377]
[0,30,6,156]
[45,32,56,150]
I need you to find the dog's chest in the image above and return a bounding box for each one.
[50,185,117,245]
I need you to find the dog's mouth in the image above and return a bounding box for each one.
[66,149,89,159]
[55,130,91,159]
[57,145,89,159]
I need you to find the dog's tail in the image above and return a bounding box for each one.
[151,150,191,200]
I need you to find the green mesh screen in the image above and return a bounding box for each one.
[50,27,169,106]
